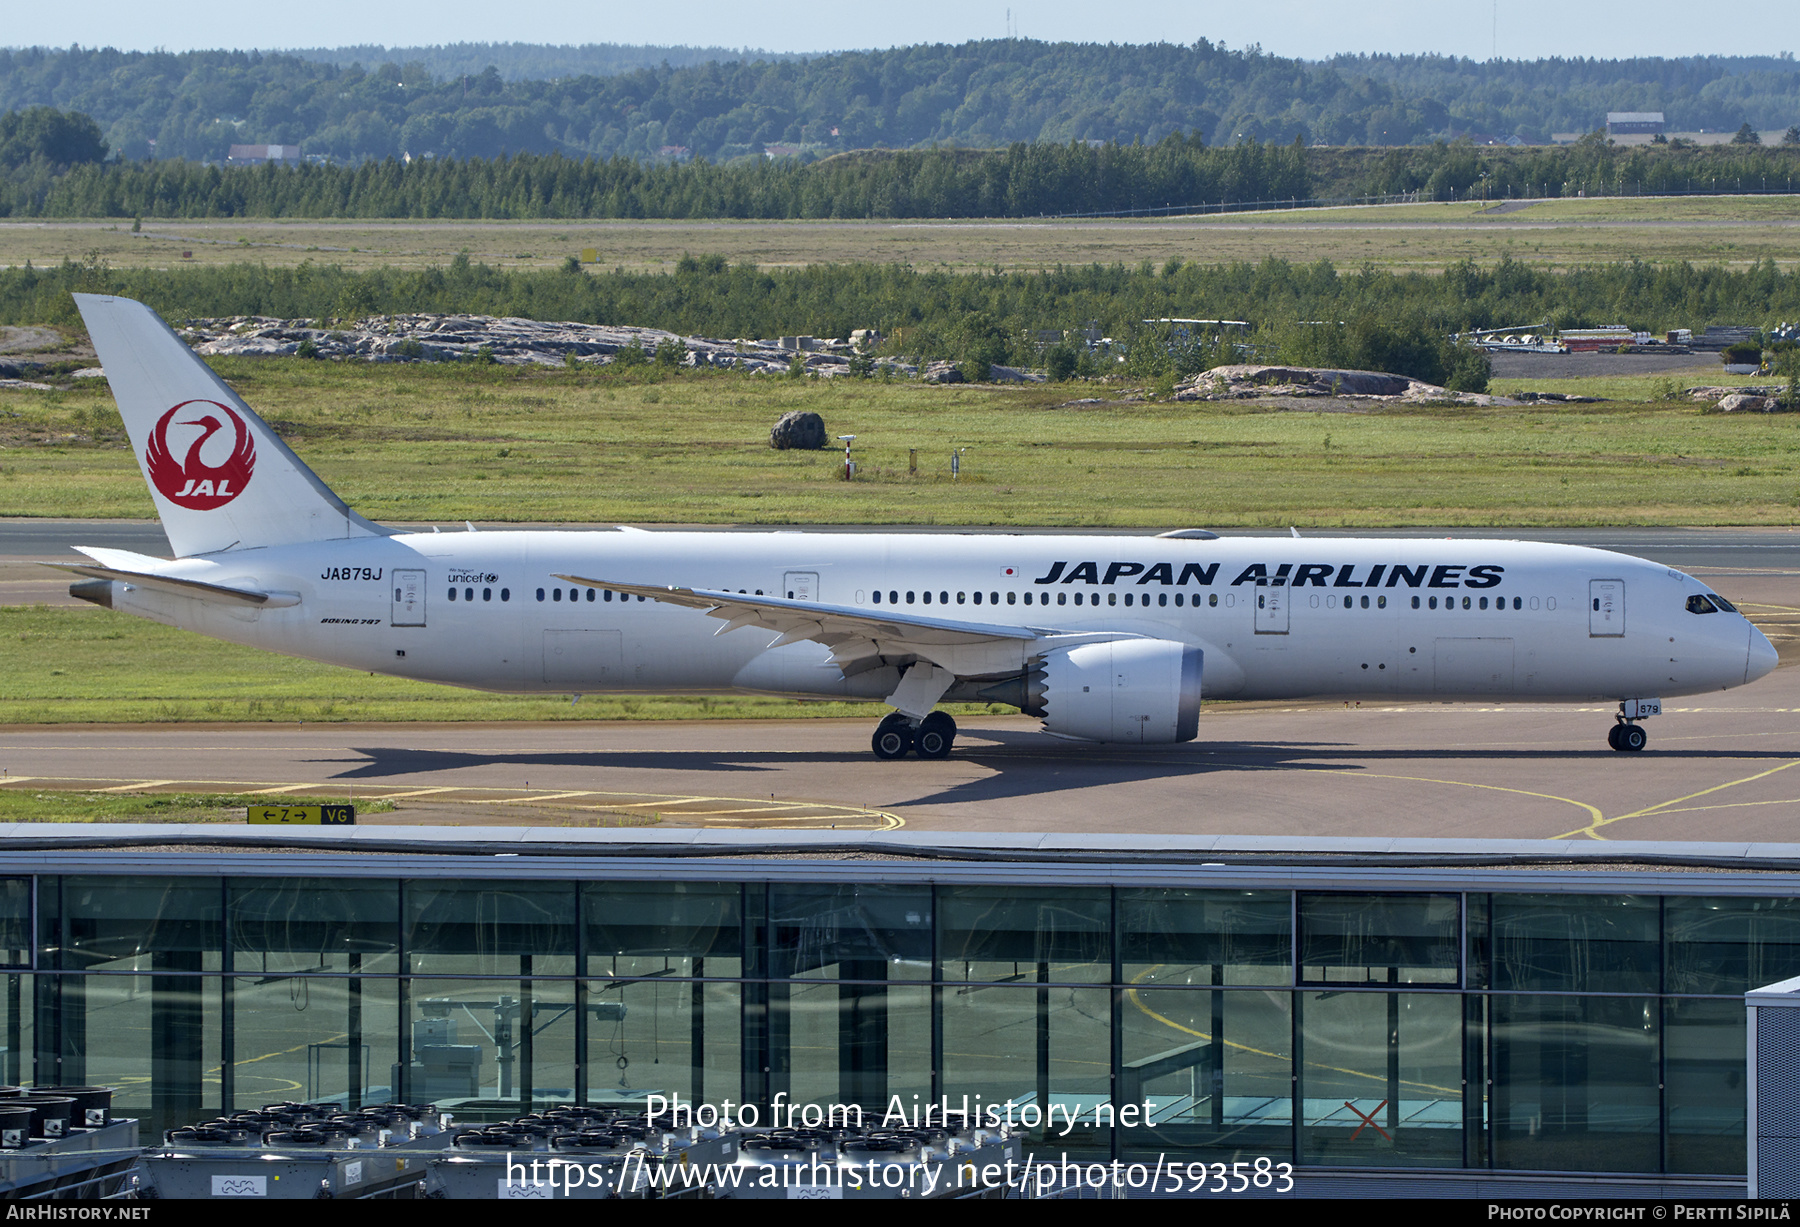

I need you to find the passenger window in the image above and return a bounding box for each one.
[1512,597,1521,610]
[907,591,915,604]
[1074,592,1083,606]
[1159,593,1168,607]
[584,588,594,602]
[970,591,979,604]
[872,590,882,604]
[1108,592,1117,606]
[447,588,456,601]
[940,591,948,604]
[501,589,510,601]
[1428,596,1437,609]
[957,592,966,605]
[553,588,562,602]
[1208,593,1217,607]
[1411,596,1420,609]
[1124,593,1133,607]
[923,591,932,604]
[1479,597,1488,610]
[991,592,999,604]
[604,590,613,602]
[483,588,492,601]
[1023,592,1032,605]
[890,591,899,604]
[1007,592,1016,605]
[1377,595,1386,609]
[1462,596,1471,609]
[1360,595,1369,609]
[1058,592,1067,606]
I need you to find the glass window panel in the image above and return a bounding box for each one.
[1492,995,1659,1172]
[769,884,931,981]
[0,881,29,970]
[1465,893,1490,990]
[583,882,741,979]
[228,878,399,975]
[56,877,222,973]
[1664,997,1745,1175]
[769,980,931,1115]
[586,977,741,1111]
[1119,986,1293,1162]
[405,978,575,1114]
[53,972,222,1138]
[1119,889,1290,987]
[229,975,398,1112]
[1666,897,1800,995]
[405,881,575,977]
[1299,893,1459,985]
[938,887,1109,983]
[940,984,1112,1156]
[0,972,31,1088]
[1298,990,1462,1167]
[1488,895,1659,993]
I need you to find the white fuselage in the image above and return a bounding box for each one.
[104,530,1774,707]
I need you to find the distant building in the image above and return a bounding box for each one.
[657,145,692,162]
[226,144,301,166]
[1606,112,1665,136]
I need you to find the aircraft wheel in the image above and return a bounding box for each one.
[872,714,913,760]
[1619,724,1648,753]
[915,712,957,760]
[1607,724,1625,751]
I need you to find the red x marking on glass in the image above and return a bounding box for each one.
[1345,1099,1391,1142]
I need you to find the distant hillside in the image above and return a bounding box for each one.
[0,41,1794,164]
[279,42,809,82]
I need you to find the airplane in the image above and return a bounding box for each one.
[56,293,1778,759]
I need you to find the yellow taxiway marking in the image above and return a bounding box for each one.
[0,774,903,830]
[1126,967,1460,1098]
[1552,759,1800,841]
[1325,770,1604,828]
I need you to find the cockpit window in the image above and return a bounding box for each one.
[1686,594,1718,615]
[1709,593,1738,613]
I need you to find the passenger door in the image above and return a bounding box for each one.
[1589,579,1624,637]
[1254,577,1289,634]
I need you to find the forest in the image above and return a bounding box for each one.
[0,41,1795,164]
[2,129,1797,220]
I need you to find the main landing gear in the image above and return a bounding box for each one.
[871,711,957,760]
[1607,698,1659,752]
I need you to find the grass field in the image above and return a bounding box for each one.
[3,194,1797,275]
[3,356,1797,529]
[0,787,394,822]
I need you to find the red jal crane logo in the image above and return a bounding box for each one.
[144,400,256,510]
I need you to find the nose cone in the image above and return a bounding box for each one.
[1748,625,1780,684]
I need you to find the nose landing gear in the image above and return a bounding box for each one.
[1608,698,1659,752]
[870,711,958,759]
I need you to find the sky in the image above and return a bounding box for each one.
[9,0,1799,63]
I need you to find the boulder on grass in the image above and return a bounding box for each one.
[769,410,828,450]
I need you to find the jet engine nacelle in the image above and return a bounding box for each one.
[1040,638,1202,743]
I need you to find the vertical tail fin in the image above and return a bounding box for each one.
[74,293,390,557]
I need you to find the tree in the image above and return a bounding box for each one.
[1784,127,1800,147]
[1731,122,1763,146]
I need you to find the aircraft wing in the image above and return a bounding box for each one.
[554,574,1059,678]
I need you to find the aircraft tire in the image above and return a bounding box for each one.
[1619,724,1648,752]
[1607,724,1625,751]
[915,712,957,760]
[873,714,913,760]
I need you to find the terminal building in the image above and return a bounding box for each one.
[4,828,1786,1196]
